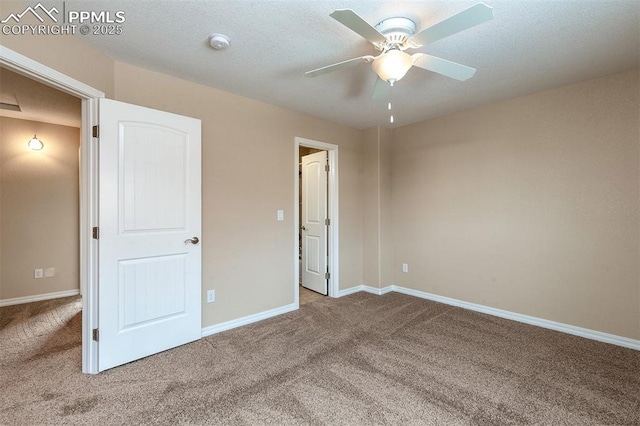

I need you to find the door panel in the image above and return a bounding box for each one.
[98,98,201,371]
[301,151,328,295]
[120,124,187,232]
[118,254,186,329]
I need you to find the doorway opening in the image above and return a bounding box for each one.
[0,67,82,303]
[299,147,327,299]
[294,137,339,306]
[0,66,83,373]
[0,46,104,374]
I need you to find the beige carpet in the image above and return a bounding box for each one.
[299,285,326,305]
[1,292,638,425]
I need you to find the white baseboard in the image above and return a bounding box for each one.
[392,285,640,351]
[200,284,639,351]
[362,285,394,295]
[336,284,394,297]
[335,285,363,298]
[201,302,297,337]
[0,289,80,307]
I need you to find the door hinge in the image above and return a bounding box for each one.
[325,218,330,226]
[92,226,99,239]
[92,125,99,138]
[325,164,330,172]
[92,328,99,342]
[325,272,330,280]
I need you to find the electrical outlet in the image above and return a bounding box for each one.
[44,267,55,277]
[34,269,43,279]
[402,263,409,273]
[207,289,215,303]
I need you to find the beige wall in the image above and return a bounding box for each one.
[362,126,393,288]
[379,127,393,286]
[362,127,380,287]
[392,69,640,340]
[0,118,80,299]
[112,62,364,327]
[1,26,365,326]
[3,11,637,341]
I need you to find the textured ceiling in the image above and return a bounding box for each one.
[34,1,640,128]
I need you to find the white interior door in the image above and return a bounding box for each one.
[301,151,328,295]
[98,98,201,371]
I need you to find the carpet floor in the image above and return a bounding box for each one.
[0,292,638,425]
[299,285,327,305]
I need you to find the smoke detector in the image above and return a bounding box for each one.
[208,33,230,50]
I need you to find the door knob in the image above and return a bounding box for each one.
[185,237,200,245]
[301,226,307,231]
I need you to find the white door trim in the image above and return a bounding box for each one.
[294,137,339,304]
[0,46,104,374]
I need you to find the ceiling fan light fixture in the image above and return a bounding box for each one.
[372,50,414,83]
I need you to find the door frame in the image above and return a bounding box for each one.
[0,46,104,374]
[294,137,339,304]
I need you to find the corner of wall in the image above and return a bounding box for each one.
[362,126,393,289]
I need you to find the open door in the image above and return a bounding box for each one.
[301,150,328,295]
[97,99,201,371]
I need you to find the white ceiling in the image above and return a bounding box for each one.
[41,1,640,128]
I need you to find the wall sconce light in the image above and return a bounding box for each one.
[28,134,44,151]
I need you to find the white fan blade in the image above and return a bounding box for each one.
[412,54,476,81]
[330,9,386,43]
[372,77,389,99]
[412,3,493,46]
[305,55,375,78]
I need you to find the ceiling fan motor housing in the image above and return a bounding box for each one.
[374,17,417,51]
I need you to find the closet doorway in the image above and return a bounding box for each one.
[300,147,328,295]
[294,138,339,304]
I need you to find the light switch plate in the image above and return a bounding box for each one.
[277,210,284,221]
[34,269,43,279]
[44,267,55,277]
[207,290,215,303]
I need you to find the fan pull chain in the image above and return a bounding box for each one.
[389,81,394,124]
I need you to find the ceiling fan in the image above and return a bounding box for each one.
[305,3,494,98]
